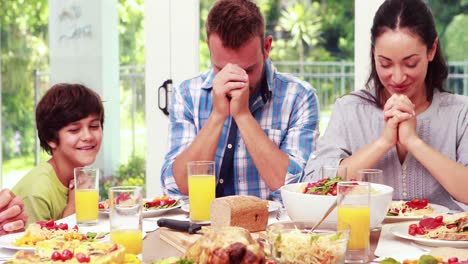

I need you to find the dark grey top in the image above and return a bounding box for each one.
[305,89,468,211]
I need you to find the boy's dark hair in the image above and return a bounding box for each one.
[365,0,448,108]
[36,83,104,155]
[206,0,265,49]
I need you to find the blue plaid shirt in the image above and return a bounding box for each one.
[161,59,319,200]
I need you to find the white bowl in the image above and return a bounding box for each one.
[267,221,349,264]
[281,182,393,229]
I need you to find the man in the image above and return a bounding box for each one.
[0,189,28,235]
[161,0,319,200]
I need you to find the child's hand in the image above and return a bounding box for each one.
[68,180,75,208]
[61,180,76,218]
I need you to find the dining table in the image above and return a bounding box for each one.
[0,205,466,264]
[140,205,464,263]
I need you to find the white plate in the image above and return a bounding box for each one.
[0,230,113,252]
[385,203,450,221]
[0,232,35,252]
[181,200,282,214]
[99,200,183,218]
[390,221,468,248]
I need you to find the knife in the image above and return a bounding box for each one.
[157,218,203,234]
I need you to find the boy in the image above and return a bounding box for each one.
[13,83,104,224]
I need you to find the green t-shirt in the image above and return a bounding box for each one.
[12,162,68,225]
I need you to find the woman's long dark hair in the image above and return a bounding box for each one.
[364,0,449,108]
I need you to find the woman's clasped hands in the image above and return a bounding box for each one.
[381,94,419,148]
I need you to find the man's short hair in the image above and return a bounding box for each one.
[206,0,265,49]
[36,83,104,155]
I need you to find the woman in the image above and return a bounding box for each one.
[304,0,468,211]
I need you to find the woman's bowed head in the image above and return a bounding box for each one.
[305,0,468,210]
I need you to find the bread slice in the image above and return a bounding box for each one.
[210,195,269,232]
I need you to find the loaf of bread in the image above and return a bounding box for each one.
[210,195,269,232]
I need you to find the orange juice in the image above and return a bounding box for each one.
[188,174,215,221]
[75,189,99,222]
[110,229,143,254]
[338,205,370,250]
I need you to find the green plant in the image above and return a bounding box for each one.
[99,155,146,199]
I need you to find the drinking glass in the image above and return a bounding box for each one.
[320,165,347,179]
[74,166,100,226]
[357,169,383,184]
[109,186,143,255]
[187,161,215,222]
[337,181,370,263]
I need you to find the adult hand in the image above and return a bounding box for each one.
[0,189,28,235]
[229,79,250,119]
[383,94,415,120]
[398,115,418,148]
[380,94,414,148]
[211,63,248,120]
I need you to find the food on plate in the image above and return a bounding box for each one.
[302,177,342,195]
[4,239,141,264]
[143,196,180,210]
[379,254,468,264]
[378,255,441,264]
[185,226,265,264]
[407,212,468,240]
[387,198,433,216]
[210,195,268,232]
[301,177,378,196]
[100,196,181,212]
[84,232,109,242]
[430,247,468,262]
[99,199,110,210]
[152,257,194,264]
[14,221,86,247]
[268,224,348,264]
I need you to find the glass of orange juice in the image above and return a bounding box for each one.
[188,161,215,222]
[74,167,100,226]
[109,186,143,255]
[337,181,370,263]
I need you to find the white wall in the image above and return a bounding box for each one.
[48,0,120,176]
[144,0,199,198]
[354,0,384,90]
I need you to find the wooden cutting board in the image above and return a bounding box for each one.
[159,227,267,253]
[159,228,203,253]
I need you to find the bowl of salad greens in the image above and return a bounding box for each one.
[281,178,393,229]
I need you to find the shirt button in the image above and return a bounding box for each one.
[402,191,407,197]
[402,164,407,170]
[402,174,407,179]
[219,179,224,184]
[227,144,232,149]
[310,154,317,159]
